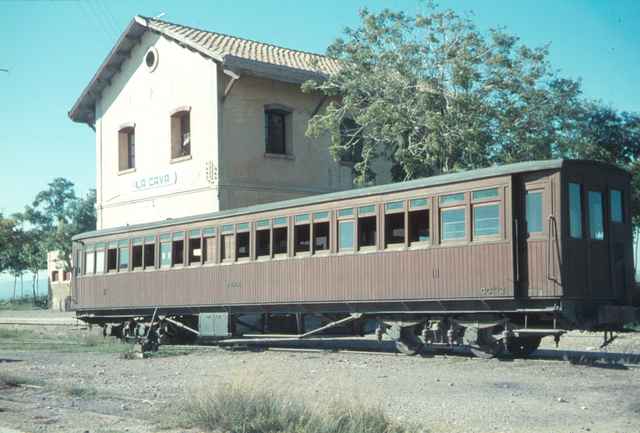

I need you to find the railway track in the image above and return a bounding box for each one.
[168,335,640,367]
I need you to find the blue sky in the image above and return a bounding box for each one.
[0,0,638,216]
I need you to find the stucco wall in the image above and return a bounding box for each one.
[218,75,355,209]
[95,32,220,230]
[94,31,392,229]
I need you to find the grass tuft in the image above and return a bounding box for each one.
[180,383,415,433]
[0,372,44,388]
[65,384,98,398]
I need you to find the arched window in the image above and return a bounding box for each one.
[118,125,135,171]
[171,108,191,159]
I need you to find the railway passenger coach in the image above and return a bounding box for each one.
[72,159,639,357]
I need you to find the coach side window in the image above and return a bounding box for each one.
[610,189,623,223]
[272,217,288,258]
[255,220,271,259]
[384,201,405,248]
[203,228,217,263]
[236,223,250,261]
[588,191,604,240]
[132,238,144,270]
[95,243,105,274]
[188,229,202,265]
[440,193,465,242]
[85,246,95,275]
[408,198,430,246]
[525,191,543,235]
[221,225,235,262]
[160,234,171,268]
[144,236,156,269]
[312,211,330,253]
[568,183,583,239]
[358,205,377,251]
[118,240,129,271]
[337,208,355,252]
[107,242,118,272]
[172,232,185,266]
[472,188,500,239]
[294,214,311,255]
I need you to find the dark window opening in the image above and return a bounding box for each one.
[203,236,216,263]
[256,230,270,258]
[118,247,129,271]
[172,240,184,266]
[171,111,191,159]
[189,238,202,265]
[51,271,59,282]
[273,227,288,256]
[63,271,70,281]
[339,118,363,163]
[118,127,135,171]
[236,232,250,260]
[385,213,405,246]
[265,110,287,154]
[313,222,330,252]
[107,248,117,272]
[132,245,143,269]
[294,225,311,254]
[144,244,155,268]
[409,209,429,244]
[221,234,235,261]
[358,216,377,249]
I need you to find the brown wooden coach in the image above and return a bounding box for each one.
[72,159,639,357]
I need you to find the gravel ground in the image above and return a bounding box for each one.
[0,312,639,433]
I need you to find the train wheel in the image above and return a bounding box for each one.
[465,326,504,359]
[394,327,423,356]
[507,336,541,358]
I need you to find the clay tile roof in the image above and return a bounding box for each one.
[143,16,340,76]
[69,15,339,125]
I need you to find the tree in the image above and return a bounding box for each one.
[304,6,585,184]
[0,213,17,274]
[21,179,96,271]
[304,5,640,224]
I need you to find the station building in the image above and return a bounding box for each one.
[69,15,390,230]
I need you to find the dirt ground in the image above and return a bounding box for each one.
[0,311,639,433]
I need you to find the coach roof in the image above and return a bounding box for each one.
[74,159,627,242]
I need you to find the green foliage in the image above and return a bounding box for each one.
[15,181,96,272]
[304,5,640,224]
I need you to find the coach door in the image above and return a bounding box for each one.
[518,176,561,298]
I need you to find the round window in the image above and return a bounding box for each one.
[145,47,158,72]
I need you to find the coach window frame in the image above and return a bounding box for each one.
[470,187,502,242]
[439,192,468,244]
[312,211,331,255]
[384,200,406,249]
[235,223,251,262]
[357,204,377,252]
[337,207,355,254]
[272,216,289,259]
[255,219,272,261]
[407,197,431,248]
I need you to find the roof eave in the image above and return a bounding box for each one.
[68,16,148,125]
